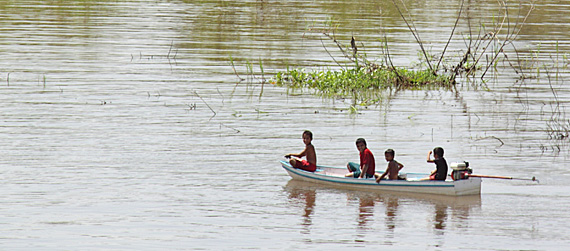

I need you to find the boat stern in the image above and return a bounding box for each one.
[453,177,482,195]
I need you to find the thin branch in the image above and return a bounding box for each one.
[384,34,404,84]
[221,123,240,133]
[229,55,245,81]
[392,0,435,74]
[194,91,216,120]
[437,0,465,71]
[167,40,173,59]
[322,32,350,61]
[470,0,514,78]
[320,37,345,69]
[474,136,505,146]
[480,2,535,79]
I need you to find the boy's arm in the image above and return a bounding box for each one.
[397,161,404,171]
[376,166,389,182]
[359,164,368,178]
[426,151,435,163]
[297,146,308,157]
[286,147,308,158]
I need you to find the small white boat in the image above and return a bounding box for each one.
[280,160,481,196]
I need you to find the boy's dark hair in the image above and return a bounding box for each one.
[303,130,313,139]
[433,147,444,157]
[355,138,366,146]
[385,149,395,157]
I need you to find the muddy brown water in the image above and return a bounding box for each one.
[0,0,568,249]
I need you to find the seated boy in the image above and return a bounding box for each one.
[425,147,448,181]
[376,149,404,183]
[345,138,375,178]
[285,130,317,172]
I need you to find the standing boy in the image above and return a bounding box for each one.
[345,138,375,179]
[376,149,404,182]
[285,130,317,172]
[426,147,448,181]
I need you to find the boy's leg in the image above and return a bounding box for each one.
[297,160,316,172]
[290,158,299,168]
[347,162,359,172]
[344,171,361,178]
[346,162,361,178]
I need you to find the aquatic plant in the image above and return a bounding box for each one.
[274,66,452,104]
[272,0,538,106]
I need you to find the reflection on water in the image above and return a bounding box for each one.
[357,195,375,230]
[285,180,482,244]
[426,194,482,239]
[352,193,378,243]
[383,196,399,233]
[434,203,448,233]
[284,180,316,235]
[349,192,401,243]
[355,194,401,244]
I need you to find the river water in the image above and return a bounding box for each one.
[0,0,569,249]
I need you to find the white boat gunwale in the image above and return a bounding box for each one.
[280,160,481,196]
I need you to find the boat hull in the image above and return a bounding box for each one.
[280,161,481,196]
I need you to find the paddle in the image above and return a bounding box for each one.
[466,174,539,183]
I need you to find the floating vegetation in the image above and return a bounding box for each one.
[274,66,452,104]
[272,0,539,107]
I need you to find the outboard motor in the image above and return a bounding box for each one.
[450,161,472,181]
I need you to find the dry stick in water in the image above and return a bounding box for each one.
[194,91,216,120]
[437,0,465,72]
[474,136,505,146]
[320,37,345,70]
[392,0,434,74]
[476,1,535,79]
[229,55,244,81]
[166,41,178,69]
[481,3,534,79]
[221,123,240,133]
[321,30,380,70]
[383,34,403,83]
[167,41,173,59]
[322,32,363,68]
[508,2,532,76]
[322,32,351,62]
[259,58,265,98]
[544,68,569,139]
